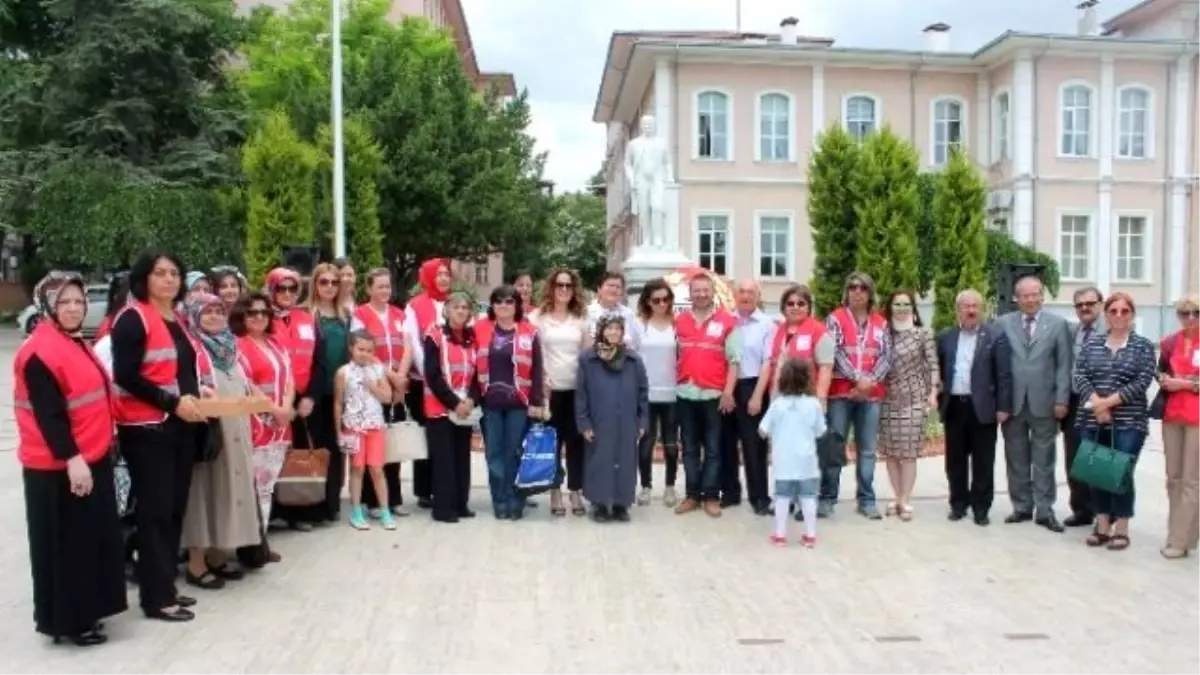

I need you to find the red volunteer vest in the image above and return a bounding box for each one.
[355,303,407,369]
[768,316,828,388]
[676,308,737,391]
[95,315,113,341]
[474,318,537,404]
[113,301,180,425]
[827,307,888,400]
[237,335,293,447]
[1163,331,1200,426]
[423,328,477,418]
[14,323,115,470]
[272,309,316,394]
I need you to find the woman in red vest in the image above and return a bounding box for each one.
[403,257,452,509]
[15,273,127,646]
[422,292,481,523]
[751,285,835,413]
[111,250,206,623]
[476,284,545,520]
[1159,294,1200,559]
[232,293,295,549]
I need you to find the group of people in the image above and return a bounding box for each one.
[13,251,1200,648]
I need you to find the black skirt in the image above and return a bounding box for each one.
[23,459,128,637]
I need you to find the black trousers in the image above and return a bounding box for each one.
[548,389,584,491]
[1061,394,1093,519]
[409,381,434,500]
[943,396,997,515]
[638,401,679,488]
[362,399,418,509]
[426,417,472,519]
[720,379,770,507]
[118,419,195,611]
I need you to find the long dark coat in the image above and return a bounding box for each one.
[575,350,649,507]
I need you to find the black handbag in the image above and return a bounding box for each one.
[1149,336,1176,421]
[195,419,223,462]
[818,429,847,469]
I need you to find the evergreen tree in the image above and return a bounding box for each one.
[915,172,938,296]
[853,126,922,305]
[806,124,861,316]
[931,149,988,330]
[318,116,384,277]
[242,109,319,284]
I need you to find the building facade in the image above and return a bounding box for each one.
[593,0,1199,337]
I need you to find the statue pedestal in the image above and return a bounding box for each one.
[623,246,691,307]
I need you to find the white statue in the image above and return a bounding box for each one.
[623,114,673,249]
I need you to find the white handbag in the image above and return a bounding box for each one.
[385,404,428,463]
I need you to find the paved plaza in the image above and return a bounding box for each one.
[0,330,1195,673]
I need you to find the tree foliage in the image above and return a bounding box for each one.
[985,230,1061,300]
[931,150,988,330]
[915,172,937,296]
[317,116,383,276]
[242,109,320,285]
[544,191,607,289]
[806,124,861,316]
[853,126,921,305]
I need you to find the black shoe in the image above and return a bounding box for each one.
[793,508,805,522]
[720,496,742,509]
[417,497,434,510]
[494,511,511,521]
[145,606,194,622]
[592,505,611,523]
[974,512,990,526]
[1063,513,1094,528]
[457,508,477,519]
[432,513,460,524]
[175,595,197,608]
[185,569,225,590]
[54,630,107,647]
[510,510,525,521]
[208,564,245,581]
[1035,514,1065,533]
[752,503,772,516]
[1004,512,1033,524]
[948,508,968,522]
[612,506,631,522]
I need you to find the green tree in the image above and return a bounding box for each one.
[853,126,921,305]
[806,124,861,315]
[931,150,988,330]
[317,116,384,276]
[985,230,1061,302]
[544,191,607,289]
[915,172,937,296]
[242,109,320,285]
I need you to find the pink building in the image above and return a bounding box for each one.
[594,0,1199,336]
[238,0,513,297]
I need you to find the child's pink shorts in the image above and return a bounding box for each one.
[349,428,386,469]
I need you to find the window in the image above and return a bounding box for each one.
[989,216,1009,233]
[994,90,1011,161]
[696,214,729,275]
[474,265,488,285]
[1116,215,1148,281]
[932,98,965,165]
[756,214,792,278]
[756,92,792,162]
[424,0,443,26]
[1058,214,1091,281]
[695,91,730,159]
[1060,83,1094,157]
[843,94,878,142]
[1117,86,1151,159]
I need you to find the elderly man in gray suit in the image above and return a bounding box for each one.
[999,276,1073,533]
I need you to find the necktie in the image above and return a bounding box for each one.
[1024,315,1035,344]
[1081,324,1092,346]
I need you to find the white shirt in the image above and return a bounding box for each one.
[403,299,445,379]
[759,395,827,481]
[640,321,677,402]
[531,310,588,391]
[950,328,978,395]
[585,300,641,350]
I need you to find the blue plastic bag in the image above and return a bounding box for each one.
[516,423,558,495]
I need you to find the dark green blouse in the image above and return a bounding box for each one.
[318,315,351,394]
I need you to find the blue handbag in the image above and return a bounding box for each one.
[515,423,558,495]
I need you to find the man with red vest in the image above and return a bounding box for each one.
[819,271,892,520]
[673,272,740,518]
[402,257,452,509]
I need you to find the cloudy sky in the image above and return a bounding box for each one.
[460,0,1145,193]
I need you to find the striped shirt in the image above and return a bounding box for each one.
[826,311,893,382]
[1072,332,1156,433]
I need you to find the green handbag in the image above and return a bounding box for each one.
[1069,426,1133,495]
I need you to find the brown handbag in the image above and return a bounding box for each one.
[276,422,331,507]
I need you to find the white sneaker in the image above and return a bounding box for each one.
[391,505,411,517]
[663,487,678,508]
[636,488,652,506]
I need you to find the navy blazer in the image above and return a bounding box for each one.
[936,323,1014,424]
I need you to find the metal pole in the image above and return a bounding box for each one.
[735,0,741,32]
[331,0,346,258]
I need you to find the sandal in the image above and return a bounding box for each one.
[1160,546,1189,559]
[885,502,899,517]
[1107,534,1131,551]
[208,563,245,581]
[549,490,566,518]
[185,569,225,590]
[1086,530,1111,547]
[898,505,913,522]
[569,492,586,517]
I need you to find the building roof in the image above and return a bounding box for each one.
[1102,0,1180,33]
[443,0,517,95]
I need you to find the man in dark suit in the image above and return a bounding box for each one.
[937,289,1013,526]
[1062,286,1105,527]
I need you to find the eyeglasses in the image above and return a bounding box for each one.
[1178,310,1200,319]
[785,300,808,308]
[316,278,338,288]
[650,296,671,306]
[1107,307,1132,317]
[847,283,867,292]
[1074,300,1098,309]
[494,297,516,306]
[152,267,181,279]
[276,284,299,294]
[246,308,271,319]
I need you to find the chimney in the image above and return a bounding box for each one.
[1077,0,1100,36]
[922,22,951,52]
[780,16,799,45]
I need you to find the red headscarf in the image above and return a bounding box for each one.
[418,258,451,302]
[264,267,302,316]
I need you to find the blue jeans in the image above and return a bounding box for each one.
[819,399,881,509]
[678,398,723,500]
[482,407,528,516]
[1088,427,1147,520]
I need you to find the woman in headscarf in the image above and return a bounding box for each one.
[179,293,263,590]
[575,314,649,523]
[262,267,322,531]
[402,258,452,509]
[14,272,127,646]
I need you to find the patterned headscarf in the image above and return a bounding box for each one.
[264,267,302,316]
[34,271,87,336]
[594,314,626,369]
[185,292,238,373]
[185,271,208,291]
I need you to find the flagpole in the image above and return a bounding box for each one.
[735,0,742,32]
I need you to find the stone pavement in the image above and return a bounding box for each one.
[0,330,1195,673]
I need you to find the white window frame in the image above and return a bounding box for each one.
[992,88,1012,163]
[1054,209,1097,282]
[752,210,795,280]
[1113,209,1154,283]
[692,88,734,161]
[754,90,796,163]
[930,96,968,166]
[474,264,488,285]
[1115,84,1155,160]
[841,93,881,142]
[1058,80,1098,159]
[693,210,734,276]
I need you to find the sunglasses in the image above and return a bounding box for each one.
[246,308,272,319]
[493,297,516,306]
[1179,310,1200,319]
[1107,307,1132,317]
[316,277,338,287]
[650,296,671,305]
[554,282,574,290]
[785,300,808,308]
[276,284,299,294]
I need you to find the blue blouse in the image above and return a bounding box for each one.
[1072,332,1156,433]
